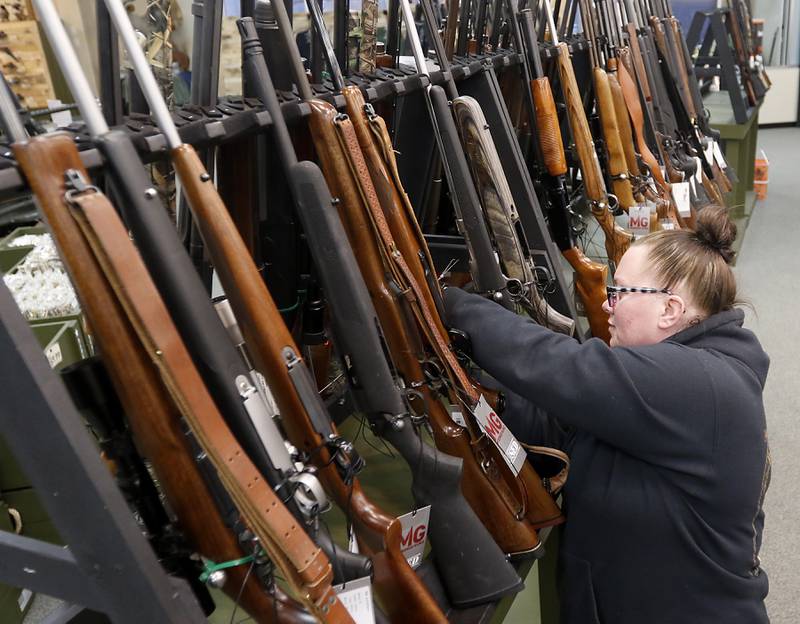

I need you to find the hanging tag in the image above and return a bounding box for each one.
[45,343,62,369]
[472,395,526,476]
[446,403,466,428]
[348,524,359,554]
[47,99,72,127]
[659,219,677,231]
[627,204,651,236]
[334,576,375,624]
[693,157,704,184]
[704,142,715,168]
[671,182,692,217]
[712,141,728,169]
[398,505,431,569]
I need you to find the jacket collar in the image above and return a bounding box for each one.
[666,308,745,346]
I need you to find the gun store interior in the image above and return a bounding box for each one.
[0,0,797,622]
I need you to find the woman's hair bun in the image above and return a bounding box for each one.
[693,205,737,264]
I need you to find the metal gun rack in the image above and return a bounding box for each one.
[685,8,758,124]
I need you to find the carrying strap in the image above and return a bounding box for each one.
[521,444,570,495]
[68,189,349,623]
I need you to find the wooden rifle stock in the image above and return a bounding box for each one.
[555,43,632,266]
[606,60,642,191]
[593,67,636,209]
[13,133,325,624]
[563,248,610,342]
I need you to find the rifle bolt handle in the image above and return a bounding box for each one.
[144,187,158,199]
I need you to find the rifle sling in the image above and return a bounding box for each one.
[330,108,480,410]
[67,190,347,622]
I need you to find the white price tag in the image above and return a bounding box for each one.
[671,182,692,217]
[17,589,32,612]
[47,99,72,127]
[712,141,728,169]
[398,505,431,569]
[45,343,62,369]
[472,395,526,476]
[334,576,375,624]
[627,204,651,236]
[447,404,466,427]
[659,220,677,231]
[693,157,704,184]
[704,142,715,168]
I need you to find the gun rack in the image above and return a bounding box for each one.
[685,9,759,124]
[0,280,207,623]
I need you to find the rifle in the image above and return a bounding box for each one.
[290,0,563,552]
[544,0,633,265]
[517,7,611,343]
[579,0,636,210]
[239,14,522,610]
[0,80,326,623]
[61,356,216,615]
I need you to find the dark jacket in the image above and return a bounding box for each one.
[443,287,771,624]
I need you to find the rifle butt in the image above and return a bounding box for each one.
[562,247,610,343]
[384,425,524,605]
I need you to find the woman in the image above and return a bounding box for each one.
[443,206,770,623]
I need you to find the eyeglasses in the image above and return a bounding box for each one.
[606,285,673,308]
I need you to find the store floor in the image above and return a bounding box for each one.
[734,126,800,624]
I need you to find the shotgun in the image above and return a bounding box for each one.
[37,0,368,585]
[239,14,523,610]
[0,85,323,622]
[107,1,481,619]
[517,7,611,343]
[545,0,633,265]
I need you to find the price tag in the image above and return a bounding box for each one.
[659,220,677,231]
[398,505,431,569]
[704,142,715,168]
[712,141,728,169]
[17,589,32,612]
[627,204,651,236]
[671,182,692,217]
[693,157,704,184]
[47,99,72,128]
[334,576,375,624]
[447,404,466,428]
[472,395,526,476]
[45,343,62,369]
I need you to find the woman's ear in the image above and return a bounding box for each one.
[657,294,686,330]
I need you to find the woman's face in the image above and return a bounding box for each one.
[602,246,680,347]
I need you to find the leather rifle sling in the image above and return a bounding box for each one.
[67,190,351,623]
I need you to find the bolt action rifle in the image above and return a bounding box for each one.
[543,0,634,264]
